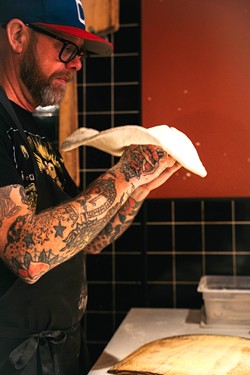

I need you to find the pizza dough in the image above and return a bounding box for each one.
[108,334,250,375]
[60,125,207,177]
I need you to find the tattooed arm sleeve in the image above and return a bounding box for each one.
[84,159,181,254]
[0,145,174,283]
[0,173,131,283]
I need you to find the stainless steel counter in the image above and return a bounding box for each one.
[88,308,250,375]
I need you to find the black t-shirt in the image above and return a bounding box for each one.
[0,101,88,374]
[0,102,79,211]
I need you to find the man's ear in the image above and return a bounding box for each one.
[5,19,28,54]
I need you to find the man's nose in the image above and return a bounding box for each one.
[65,55,83,71]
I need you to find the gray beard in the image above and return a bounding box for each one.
[20,42,67,107]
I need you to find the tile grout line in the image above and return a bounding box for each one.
[171,200,177,307]
[201,200,206,275]
[231,200,237,275]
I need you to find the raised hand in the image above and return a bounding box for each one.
[118,144,176,186]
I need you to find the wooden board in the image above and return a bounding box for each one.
[108,334,250,375]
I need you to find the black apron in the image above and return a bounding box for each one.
[0,89,90,375]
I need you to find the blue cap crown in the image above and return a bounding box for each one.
[0,0,85,28]
[0,0,113,55]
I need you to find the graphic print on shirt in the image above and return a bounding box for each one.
[27,135,64,187]
[7,127,66,211]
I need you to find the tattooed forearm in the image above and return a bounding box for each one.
[4,204,80,282]
[59,202,120,255]
[84,178,117,218]
[1,176,127,283]
[5,202,120,282]
[84,195,144,254]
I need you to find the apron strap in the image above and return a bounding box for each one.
[9,330,66,375]
[0,325,78,375]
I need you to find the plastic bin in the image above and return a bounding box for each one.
[197,275,250,327]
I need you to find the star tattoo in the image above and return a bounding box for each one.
[53,221,66,238]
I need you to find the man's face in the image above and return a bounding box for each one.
[20,34,73,107]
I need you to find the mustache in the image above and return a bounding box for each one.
[51,72,73,83]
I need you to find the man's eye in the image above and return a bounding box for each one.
[64,44,76,53]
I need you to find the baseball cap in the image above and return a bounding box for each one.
[0,0,113,55]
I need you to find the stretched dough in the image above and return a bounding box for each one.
[108,334,250,375]
[61,125,207,177]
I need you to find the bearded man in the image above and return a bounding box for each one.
[0,1,180,374]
